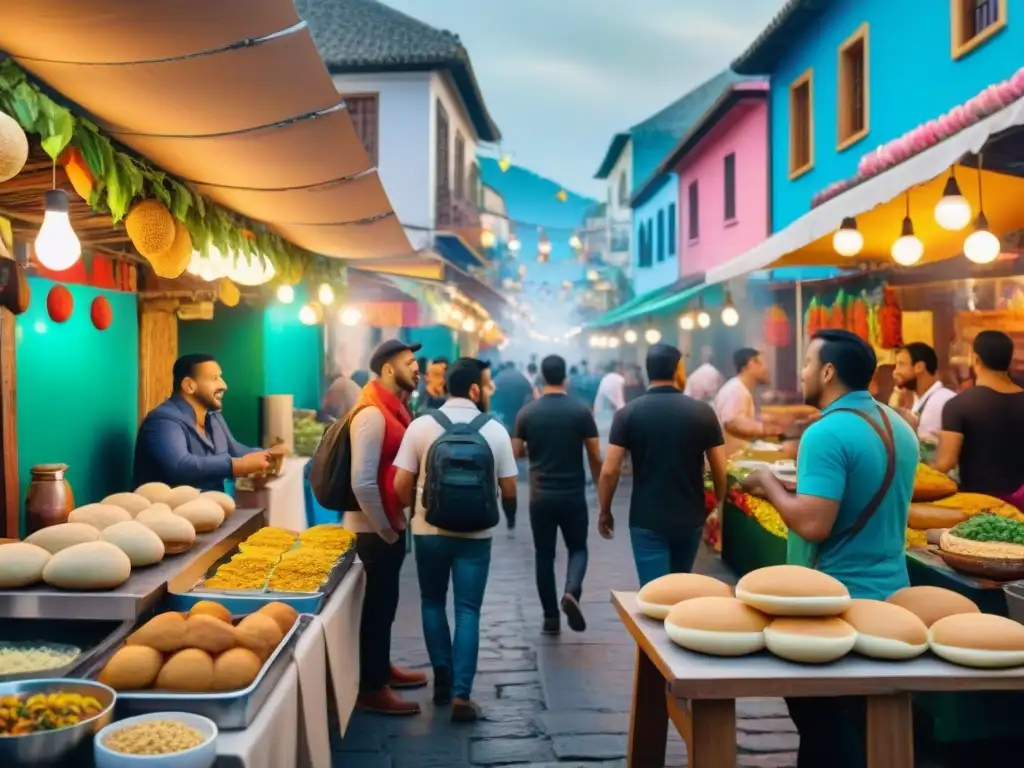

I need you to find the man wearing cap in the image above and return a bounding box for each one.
[347,339,427,715]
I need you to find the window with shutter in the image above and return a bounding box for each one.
[838,25,869,150]
[667,203,677,256]
[724,153,737,221]
[789,70,814,178]
[454,132,466,199]
[435,100,450,222]
[342,94,379,165]
[688,181,699,241]
[657,209,665,262]
[952,0,1006,59]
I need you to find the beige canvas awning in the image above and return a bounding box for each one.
[0,0,412,260]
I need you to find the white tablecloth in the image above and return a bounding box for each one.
[236,457,309,532]
[216,665,299,768]
[318,560,365,736]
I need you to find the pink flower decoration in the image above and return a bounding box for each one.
[994,80,1017,107]
[1010,68,1024,98]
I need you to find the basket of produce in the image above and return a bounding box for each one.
[0,617,133,683]
[0,678,115,765]
[912,463,958,503]
[908,493,1024,531]
[934,515,1024,581]
[94,712,217,767]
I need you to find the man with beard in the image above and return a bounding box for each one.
[740,329,917,768]
[134,354,272,490]
[891,342,955,444]
[346,340,427,715]
[713,348,783,456]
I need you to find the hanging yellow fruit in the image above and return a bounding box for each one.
[0,110,29,183]
[60,146,96,203]
[149,220,192,279]
[125,199,175,258]
[218,278,240,307]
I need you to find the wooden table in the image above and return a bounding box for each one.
[611,590,1024,768]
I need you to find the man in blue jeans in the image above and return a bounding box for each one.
[393,358,518,722]
[597,343,728,586]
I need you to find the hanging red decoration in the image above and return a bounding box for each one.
[90,295,113,331]
[46,284,73,323]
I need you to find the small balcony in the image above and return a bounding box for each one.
[436,192,481,229]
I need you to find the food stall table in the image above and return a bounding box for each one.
[612,590,1024,768]
[720,501,786,577]
[215,665,300,768]
[235,458,310,532]
[316,559,365,736]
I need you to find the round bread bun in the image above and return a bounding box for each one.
[67,503,133,531]
[140,513,196,554]
[664,596,769,656]
[886,586,980,627]
[636,573,733,619]
[189,600,233,624]
[0,542,51,588]
[173,498,225,533]
[156,648,214,691]
[24,523,100,554]
[764,617,857,664]
[166,485,200,510]
[135,506,172,528]
[841,599,928,660]
[212,647,262,691]
[100,520,166,567]
[940,530,1024,560]
[736,565,850,617]
[257,601,299,634]
[42,541,132,590]
[135,482,172,504]
[201,490,237,517]
[127,612,188,653]
[929,613,1024,669]
[98,645,164,690]
[184,614,237,654]
[101,492,152,517]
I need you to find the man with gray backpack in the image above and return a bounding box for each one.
[393,357,518,723]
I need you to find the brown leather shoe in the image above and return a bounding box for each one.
[388,664,428,689]
[356,687,421,715]
[451,697,482,723]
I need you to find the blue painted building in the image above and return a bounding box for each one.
[630,174,679,296]
[734,0,1018,230]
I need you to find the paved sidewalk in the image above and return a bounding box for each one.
[333,481,799,767]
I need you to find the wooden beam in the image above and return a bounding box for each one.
[0,307,18,537]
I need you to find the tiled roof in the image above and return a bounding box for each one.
[594,133,631,180]
[732,0,830,74]
[295,0,501,142]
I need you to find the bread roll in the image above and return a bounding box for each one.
[173,499,225,533]
[25,523,100,554]
[258,602,299,634]
[0,542,50,588]
[841,599,928,660]
[156,648,214,691]
[126,612,189,653]
[212,648,262,691]
[234,613,284,661]
[201,490,237,517]
[636,573,733,619]
[664,596,769,656]
[190,600,233,624]
[185,614,237,654]
[42,541,131,590]
[68,504,133,531]
[886,586,980,627]
[101,493,151,517]
[135,482,172,504]
[736,565,850,617]
[166,485,200,510]
[98,645,163,690]
[135,506,171,527]
[140,513,196,554]
[907,504,970,531]
[764,617,857,663]
[929,613,1024,669]
[101,521,165,567]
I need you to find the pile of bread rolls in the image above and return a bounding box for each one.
[644,566,1024,668]
[0,484,236,592]
[98,600,298,692]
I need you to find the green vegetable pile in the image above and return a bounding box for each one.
[294,413,325,458]
[950,514,1024,544]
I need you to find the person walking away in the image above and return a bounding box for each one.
[713,348,783,457]
[891,343,955,453]
[526,361,542,396]
[492,361,534,432]
[345,340,427,715]
[512,355,602,634]
[319,371,362,422]
[393,358,518,723]
[683,346,725,402]
[935,330,1024,501]
[597,344,728,586]
[624,364,646,403]
[740,329,918,768]
[594,362,626,453]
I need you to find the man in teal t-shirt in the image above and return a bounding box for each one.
[741,329,918,768]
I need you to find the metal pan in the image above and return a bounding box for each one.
[0,617,134,683]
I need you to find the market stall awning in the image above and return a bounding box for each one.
[351,255,445,281]
[347,269,420,327]
[707,94,1024,284]
[0,0,412,261]
[588,274,705,329]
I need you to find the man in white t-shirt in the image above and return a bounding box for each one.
[713,348,782,456]
[393,358,518,725]
[893,342,956,444]
[683,346,725,401]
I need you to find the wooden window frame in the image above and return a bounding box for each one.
[687,180,700,242]
[723,152,737,222]
[837,24,870,151]
[951,0,1007,60]
[789,69,815,180]
[435,99,450,205]
[341,92,379,166]
[454,131,466,200]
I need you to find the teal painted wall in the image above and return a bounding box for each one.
[16,278,138,530]
[263,284,323,411]
[405,325,457,362]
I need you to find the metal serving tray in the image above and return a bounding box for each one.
[0,617,134,683]
[83,613,309,730]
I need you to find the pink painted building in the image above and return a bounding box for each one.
[661,81,769,277]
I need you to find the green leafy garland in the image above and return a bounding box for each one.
[0,59,311,283]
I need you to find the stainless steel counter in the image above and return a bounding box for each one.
[0,508,266,620]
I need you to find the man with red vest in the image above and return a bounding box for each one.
[346,339,427,715]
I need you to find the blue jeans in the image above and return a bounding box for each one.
[629,525,704,587]
[414,535,492,699]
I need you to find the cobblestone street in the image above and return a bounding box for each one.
[333,480,800,767]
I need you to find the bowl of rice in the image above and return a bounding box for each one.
[94,713,217,768]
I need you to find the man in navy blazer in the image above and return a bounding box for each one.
[133,354,272,492]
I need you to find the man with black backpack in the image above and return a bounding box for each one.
[393,357,518,723]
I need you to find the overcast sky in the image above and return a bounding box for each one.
[381,0,787,198]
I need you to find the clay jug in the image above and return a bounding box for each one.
[25,464,74,534]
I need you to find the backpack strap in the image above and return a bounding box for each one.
[428,409,455,432]
[466,412,493,433]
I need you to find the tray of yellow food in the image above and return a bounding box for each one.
[908,493,1024,530]
[912,463,958,503]
[166,525,356,614]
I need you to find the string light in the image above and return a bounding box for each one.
[644,328,662,344]
[339,306,362,326]
[679,313,695,331]
[298,302,318,325]
[832,217,864,257]
[276,285,295,304]
[623,329,638,344]
[318,283,335,305]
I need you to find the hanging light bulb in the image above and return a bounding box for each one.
[832,217,864,257]
[462,316,478,333]
[608,336,621,349]
[697,309,711,328]
[569,234,582,249]
[507,236,521,254]
[588,335,600,348]
[679,313,695,331]
[483,319,495,333]
[721,291,740,327]
[34,189,81,271]
[934,169,972,232]
[586,269,600,282]
[298,303,318,325]
[339,306,362,326]
[318,283,335,305]
[480,229,497,249]
[891,192,924,266]
[227,251,275,286]
[644,328,662,344]
[963,159,1001,265]
[276,284,295,304]
[623,328,638,344]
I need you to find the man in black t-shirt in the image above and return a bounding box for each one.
[513,355,603,634]
[598,343,728,586]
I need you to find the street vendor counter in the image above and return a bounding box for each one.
[235,457,310,533]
